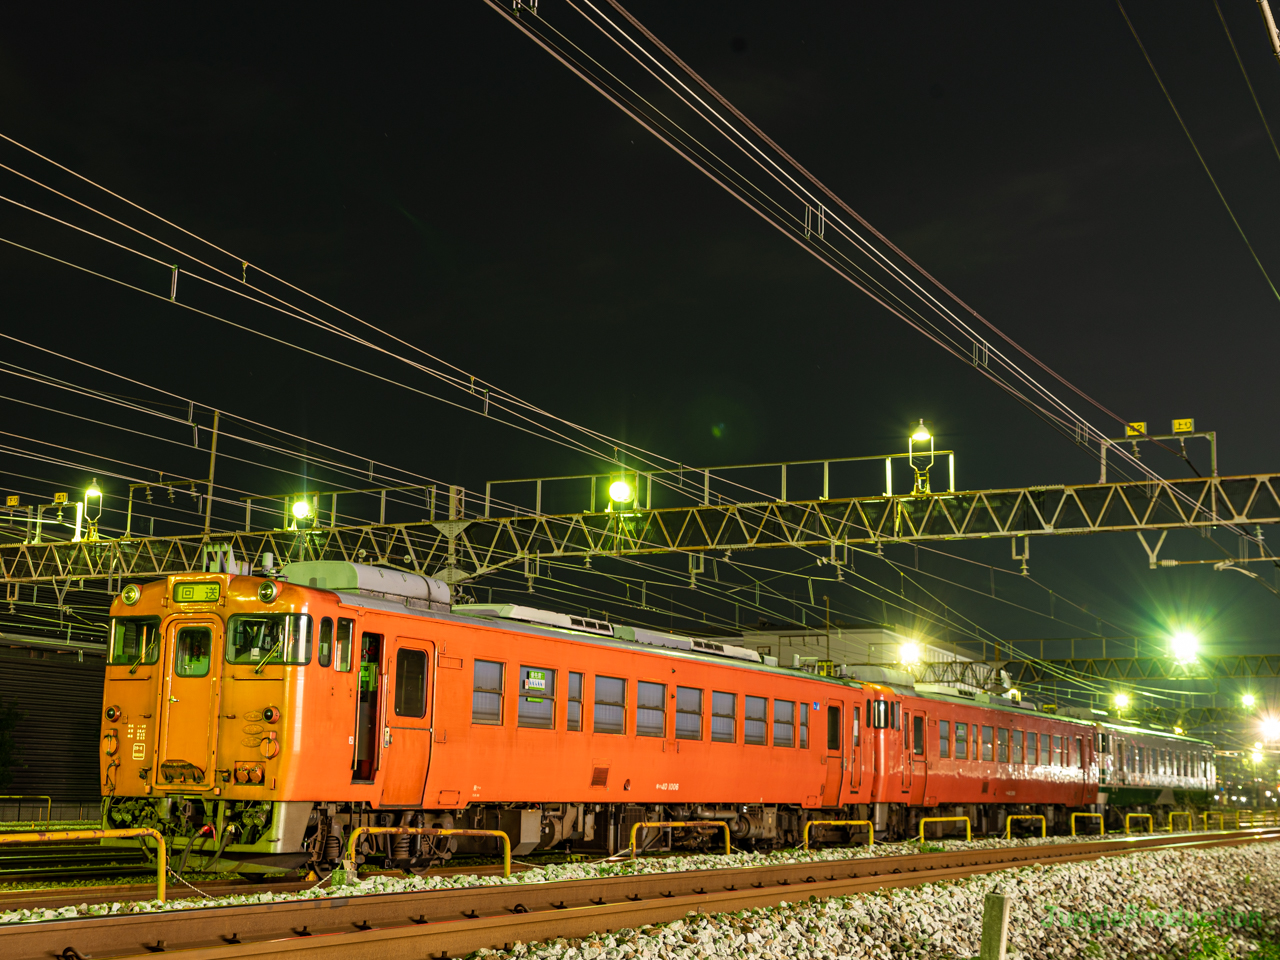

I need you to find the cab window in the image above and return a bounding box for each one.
[394,649,428,718]
[109,617,162,667]
[226,614,312,666]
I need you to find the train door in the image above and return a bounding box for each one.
[909,710,927,805]
[352,632,384,783]
[1075,735,1086,805]
[896,702,910,796]
[822,699,845,806]
[849,704,863,793]
[380,638,435,806]
[158,618,223,788]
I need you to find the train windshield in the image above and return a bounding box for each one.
[226,614,313,668]
[109,617,162,669]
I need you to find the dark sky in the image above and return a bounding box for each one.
[4,1,1280,703]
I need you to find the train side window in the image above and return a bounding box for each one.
[594,676,626,735]
[997,728,1009,763]
[1041,733,1051,765]
[1028,732,1038,765]
[567,672,584,732]
[745,696,768,745]
[939,720,950,759]
[1012,730,1023,763]
[827,704,841,750]
[1052,734,1062,766]
[872,700,890,728]
[799,702,809,748]
[318,618,334,668]
[394,649,428,718]
[472,660,505,725]
[335,619,354,672]
[912,714,924,757]
[890,701,901,730]
[1097,732,1109,752]
[518,666,556,730]
[1077,737,1085,769]
[174,626,212,678]
[954,721,967,759]
[110,617,162,667]
[981,726,994,762]
[676,687,703,740]
[852,706,860,747]
[712,692,737,743]
[636,682,666,738]
[774,701,795,747]
[1137,746,1145,774]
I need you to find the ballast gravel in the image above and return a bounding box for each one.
[0,830,1242,933]
[472,841,1280,960]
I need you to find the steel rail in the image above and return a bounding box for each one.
[3,829,1276,960]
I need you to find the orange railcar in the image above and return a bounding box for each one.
[98,562,1214,871]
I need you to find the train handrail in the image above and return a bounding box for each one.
[1070,812,1104,836]
[628,821,730,858]
[346,827,511,877]
[0,827,165,901]
[1167,811,1195,833]
[1005,814,1046,839]
[0,795,52,823]
[917,816,971,842]
[1125,813,1154,835]
[802,819,874,851]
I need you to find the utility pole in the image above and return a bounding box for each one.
[204,410,219,535]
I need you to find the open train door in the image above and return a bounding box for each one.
[379,638,435,806]
[822,698,845,806]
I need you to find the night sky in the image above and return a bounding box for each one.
[4,1,1280,711]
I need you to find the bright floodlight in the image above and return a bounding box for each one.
[910,420,931,442]
[1170,631,1197,663]
[1264,718,1280,741]
[1114,692,1131,710]
[608,480,632,503]
[85,479,102,499]
[1253,751,1265,764]
[1244,693,1257,708]
[292,500,312,520]
[899,642,921,665]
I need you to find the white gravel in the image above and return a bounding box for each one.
[0,831,1226,927]
[469,841,1280,960]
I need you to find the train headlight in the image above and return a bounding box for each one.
[257,581,279,603]
[105,705,122,722]
[262,706,280,724]
[121,584,140,606]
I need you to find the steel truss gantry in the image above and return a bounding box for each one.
[919,655,1280,689]
[3,472,1280,587]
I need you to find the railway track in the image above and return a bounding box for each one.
[4,828,1277,960]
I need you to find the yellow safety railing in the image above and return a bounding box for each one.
[1125,813,1154,835]
[0,796,52,823]
[346,827,511,877]
[802,819,874,851]
[629,821,730,858]
[1202,811,1226,832]
[1070,812,1104,836]
[918,817,971,842]
[1005,814,1046,839]
[1167,811,1194,833]
[0,828,165,901]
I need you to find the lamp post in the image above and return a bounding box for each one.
[79,478,103,542]
[908,421,934,495]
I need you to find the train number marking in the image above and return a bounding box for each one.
[655,782,679,791]
[132,742,145,760]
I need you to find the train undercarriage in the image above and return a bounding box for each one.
[103,792,1218,876]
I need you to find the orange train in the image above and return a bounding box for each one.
[99,563,1215,872]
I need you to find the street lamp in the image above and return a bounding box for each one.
[899,642,921,666]
[289,496,315,531]
[1262,717,1280,742]
[907,420,934,495]
[608,480,633,504]
[1244,693,1257,709]
[1114,692,1131,711]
